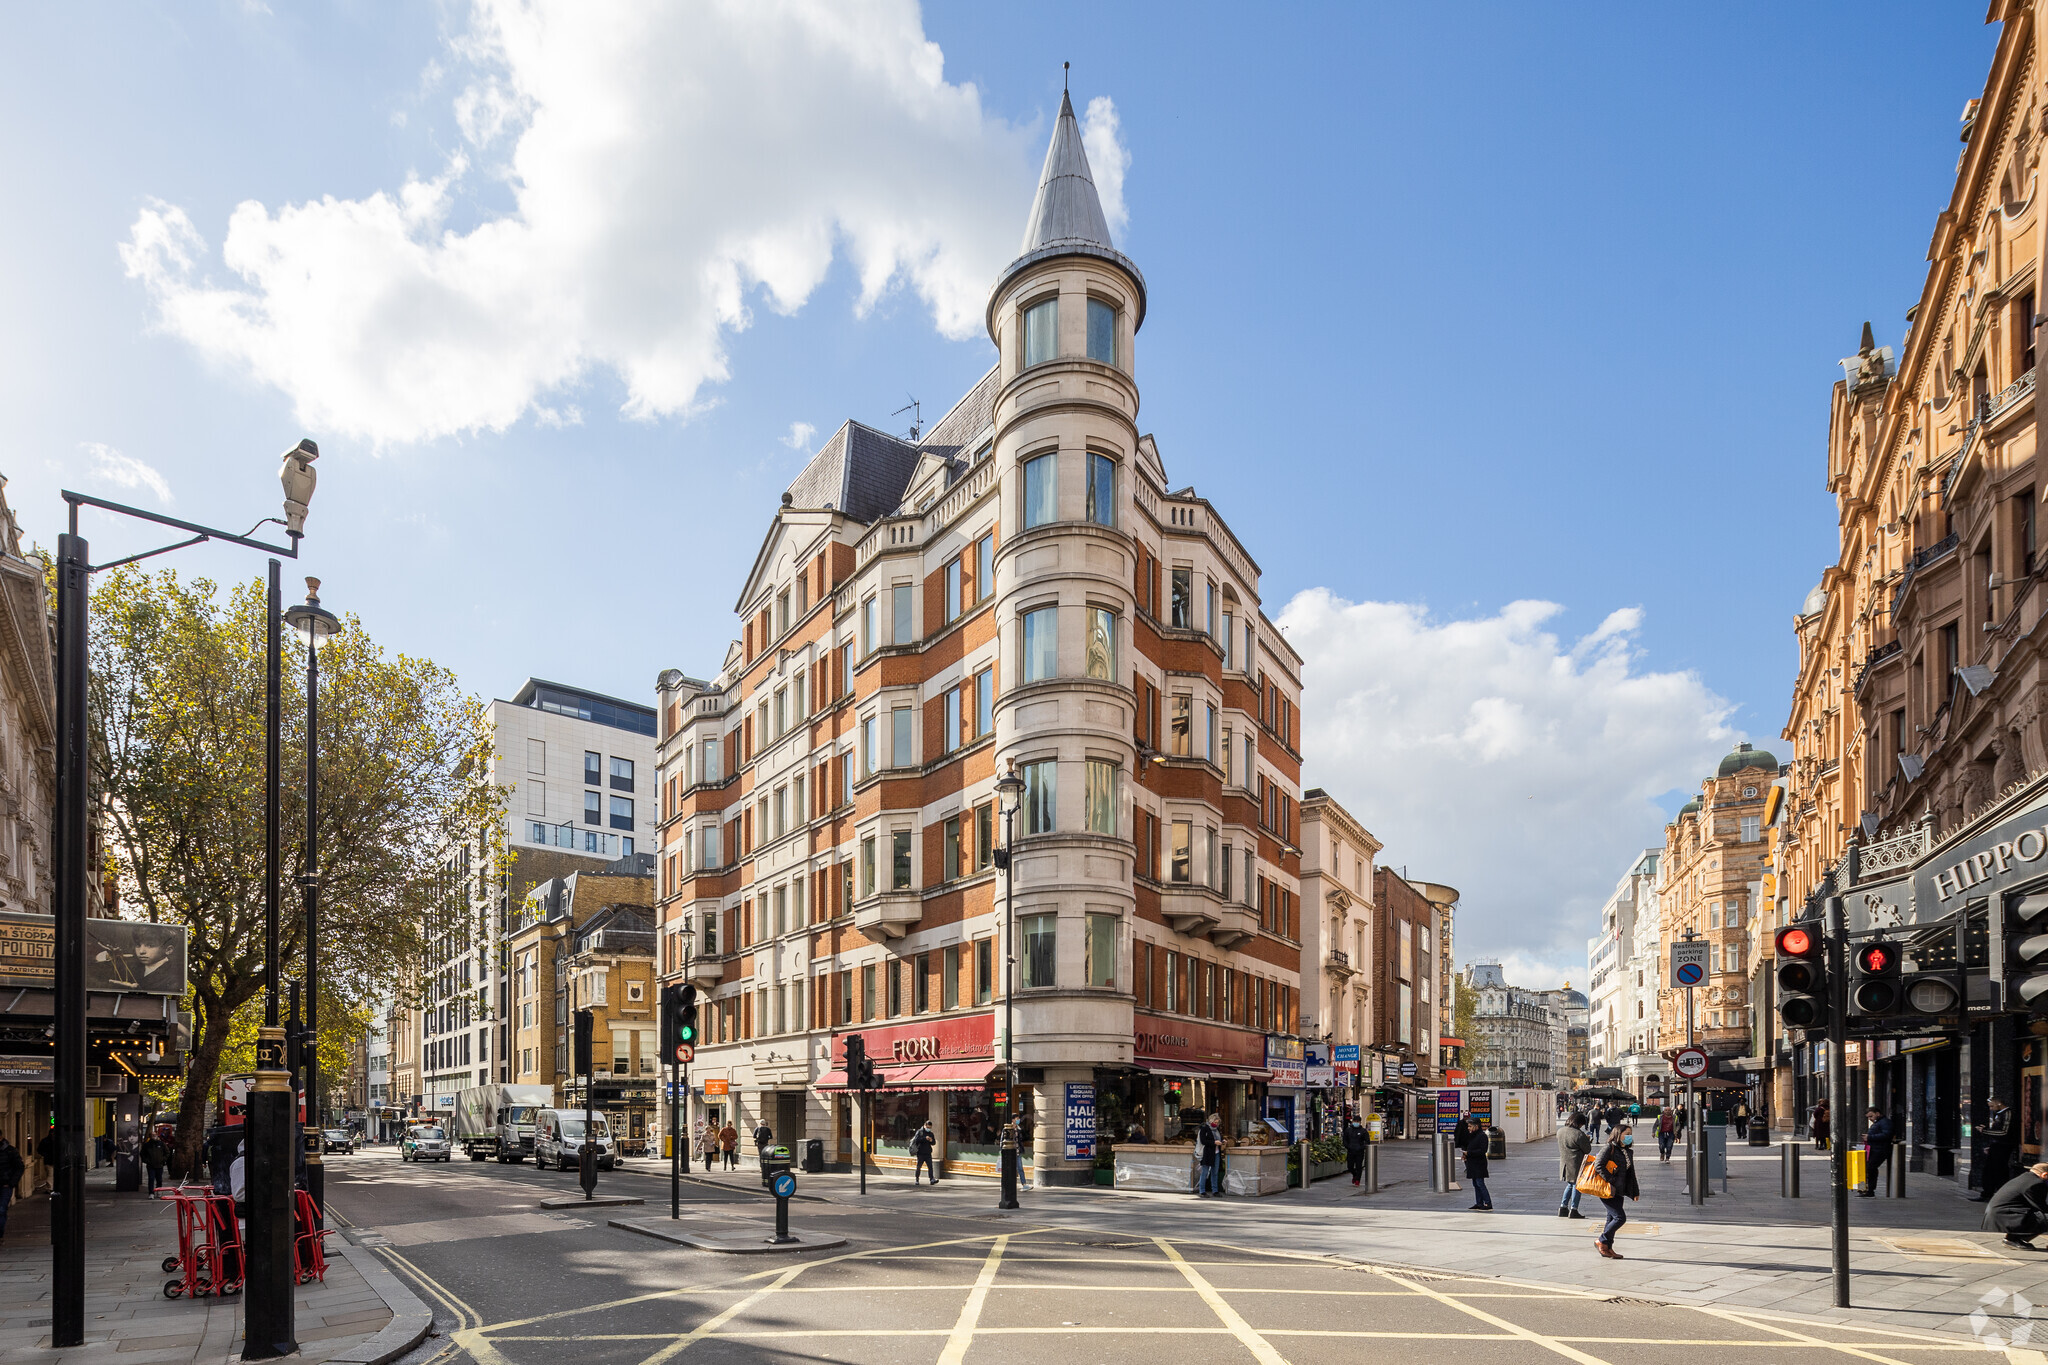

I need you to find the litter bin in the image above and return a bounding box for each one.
[762,1144,792,1189]
[802,1138,825,1173]
[1486,1126,1506,1161]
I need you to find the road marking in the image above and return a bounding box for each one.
[937,1234,1008,1365]
[378,1245,478,1332]
[1693,1306,1920,1365]
[631,1265,808,1365]
[1155,1239,1287,1365]
[1373,1267,1613,1365]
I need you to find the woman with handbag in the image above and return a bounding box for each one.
[1557,1111,1591,1218]
[1588,1122,1641,1259]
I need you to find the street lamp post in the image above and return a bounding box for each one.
[284,581,340,1219]
[993,762,1025,1211]
[52,441,318,1355]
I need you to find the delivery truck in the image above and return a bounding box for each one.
[451,1084,554,1162]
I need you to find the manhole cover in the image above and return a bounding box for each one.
[1605,1297,1663,1306]
[26,1318,49,1327]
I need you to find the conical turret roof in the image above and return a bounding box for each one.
[987,85,1146,336]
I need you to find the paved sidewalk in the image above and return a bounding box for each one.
[0,1167,429,1365]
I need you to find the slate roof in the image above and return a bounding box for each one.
[783,420,923,524]
[918,366,1000,468]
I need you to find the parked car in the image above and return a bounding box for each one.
[532,1109,614,1171]
[321,1128,355,1154]
[402,1124,451,1162]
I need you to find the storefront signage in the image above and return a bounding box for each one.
[1303,1043,1334,1088]
[0,913,189,995]
[704,1078,730,1097]
[1467,1088,1494,1128]
[1063,1082,1095,1160]
[835,1014,994,1066]
[1137,1018,1267,1070]
[1400,1060,1417,1078]
[1915,787,2048,913]
[1264,1035,1304,1087]
[1435,1089,1461,1133]
[1334,1044,1360,1084]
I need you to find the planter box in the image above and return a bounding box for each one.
[1223,1145,1291,1196]
[1113,1143,1193,1192]
[1093,1169,1113,1186]
[1309,1158,1349,1183]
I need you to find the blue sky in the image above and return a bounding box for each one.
[0,3,2002,983]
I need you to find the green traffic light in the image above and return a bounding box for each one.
[680,1024,695,1042]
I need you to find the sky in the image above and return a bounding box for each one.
[0,2,2004,989]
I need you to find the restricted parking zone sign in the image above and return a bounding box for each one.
[1670,940,1708,988]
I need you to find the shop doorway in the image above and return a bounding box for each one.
[775,1091,806,1147]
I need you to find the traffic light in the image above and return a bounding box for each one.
[573,1008,593,1076]
[659,983,699,1054]
[1850,940,1903,1016]
[2010,892,2048,1012]
[679,984,698,1046]
[1775,924,1829,1029]
[844,1033,873,1089]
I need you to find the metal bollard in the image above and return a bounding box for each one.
[1891,1141,1907,1198]
[1429,1133,1444,1192]
[1781,1141,1800,1198]
[1364,1142,1380,1194]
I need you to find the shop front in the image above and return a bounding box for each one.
[1132,1018,1270,1146]
[560,1076,659,1155]
[819,1014,1007,1177]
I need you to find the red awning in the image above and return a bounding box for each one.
[816,1060,997,1092]
[1142,1061,1269,1080]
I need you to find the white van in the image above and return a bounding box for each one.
[533,1108,615,1171]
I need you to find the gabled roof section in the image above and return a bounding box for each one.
[782,419,922,524]
[919,366,1000,466]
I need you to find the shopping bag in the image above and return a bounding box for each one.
[1575,1154,1612,1199]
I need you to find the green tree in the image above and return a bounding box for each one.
[89,567,502,1170]
[1451,974,1485,1073]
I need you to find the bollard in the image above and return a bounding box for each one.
[1364,1141,1380,1194]
[1429,1132,1443,1192]
[1781,1141,1800,1198]
[1891,1141,1907,1198]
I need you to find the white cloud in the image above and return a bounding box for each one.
[781,421,816,451]
[119,0,1124,448]
[1279,589,1741,989]
[80,442,173,504]
[1080,95,1129,237]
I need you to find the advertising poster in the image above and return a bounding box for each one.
[1063,1082,1096,1160]
[1304,1042,1334,1087]
[1436,1089,1462,1133]
[1467,1088,1494,1128]
[0,913,189,995]
[1334,1044,1360,1085]
[1265,1036,1305,1088]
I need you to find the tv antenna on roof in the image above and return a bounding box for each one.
[893,395,922,441]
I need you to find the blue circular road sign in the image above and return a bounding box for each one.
[1675,962,1704,986]
[772,1171,796,1200]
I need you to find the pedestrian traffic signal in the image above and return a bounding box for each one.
[2008,893,2048,1012]
[573,1008,593,1076]
[1775,923,1830,1029]
[1851,940,1903,1015]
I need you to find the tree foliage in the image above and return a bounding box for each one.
[89,567,500,1168]
[1452,974,1485,1072]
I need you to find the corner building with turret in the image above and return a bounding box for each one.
[651,92,1306,1186]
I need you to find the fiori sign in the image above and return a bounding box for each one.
[833,1013,994,1066]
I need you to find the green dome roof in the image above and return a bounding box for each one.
[1679,798,1702,815]
[1718,743,1778,777]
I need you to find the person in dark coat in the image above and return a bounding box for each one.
[0,1137,23,1241]
[140,1135,168,1195]
[1975,1098,2017,1202]
[1557,1111,1592,1219]
[910,1123,938,1186]
[1195,1114,1223,1197]
[1462,1120,1492,1210]
[1592,1124,1641,1258]
[1811,1101,1830,1152]
[1859,1108,1894,1197]
[1343,1120,1368,1186]
[1983,1162,2048,1248]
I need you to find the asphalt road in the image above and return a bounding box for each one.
[320,1147,2002,1365]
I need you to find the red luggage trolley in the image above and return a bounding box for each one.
[160,1186,243,1300]
[292,1189,333,1285]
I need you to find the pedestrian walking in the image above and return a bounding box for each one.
[1655,1108,1676,1163]
[1975,1097,2017,1202]
[1985,1162,2048,1249]
[1589,1123,1641,1259]
[1811,1101,1830,1152]
[1196,1113,1224,1197]
[911,1122,938,1185]
[1462,1117,1492,1210]
[1859,1108,1893,1197]
[1344,1118,1368,1186]
[719,1121,739,1171]
[140,1134,167,1195]
[1557,1111,1591,1219]
[0,1136,22,1241]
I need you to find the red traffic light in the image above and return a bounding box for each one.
[1853,942,1901,977]
[1776,926,1817,958]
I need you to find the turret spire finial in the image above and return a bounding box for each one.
[1063,61,1069,92]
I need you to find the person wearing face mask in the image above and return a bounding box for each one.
[1591,1123,1641,1259]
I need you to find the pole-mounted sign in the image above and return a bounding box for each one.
[1670,941,1709,988]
